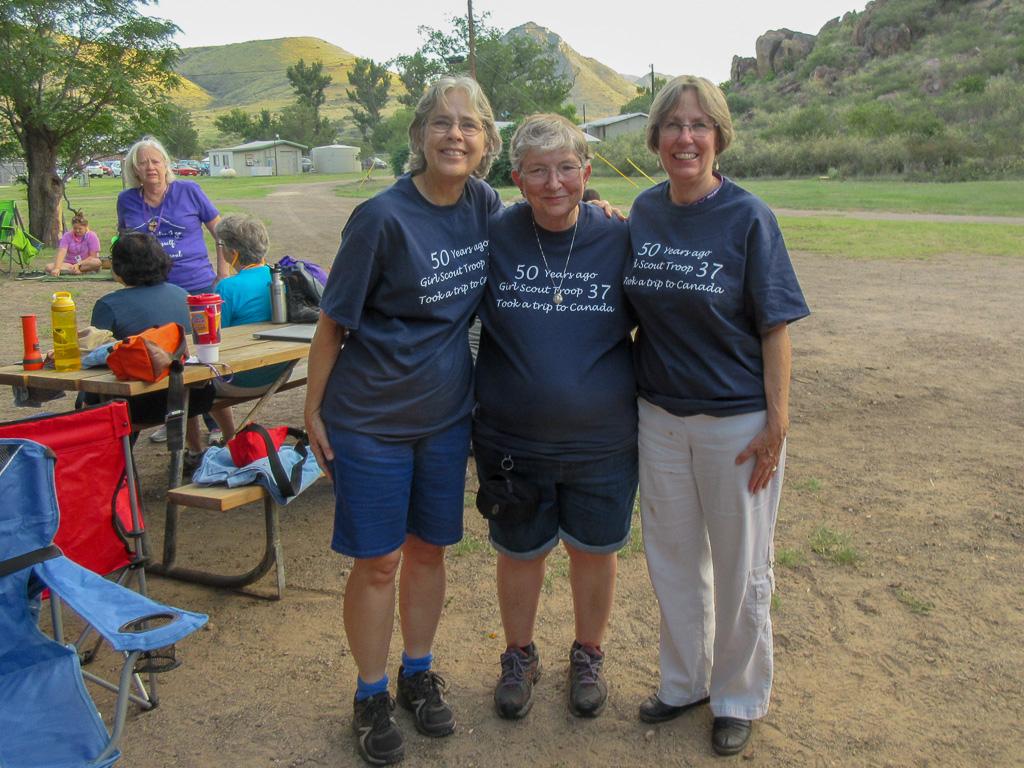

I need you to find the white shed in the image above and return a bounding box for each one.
[310,144,360,174]
[205,139,308,177]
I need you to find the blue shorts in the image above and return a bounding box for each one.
[327,416,471,558]
[473,442,638,560]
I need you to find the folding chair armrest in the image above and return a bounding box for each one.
[35,558,207,652]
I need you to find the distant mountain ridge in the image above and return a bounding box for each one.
[170,28,657,145]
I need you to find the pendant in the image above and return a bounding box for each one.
[148,220,157,232]
[553,292,563,305]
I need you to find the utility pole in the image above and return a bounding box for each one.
[468,0,476,79]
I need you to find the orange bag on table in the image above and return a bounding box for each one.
[106,323,187,383]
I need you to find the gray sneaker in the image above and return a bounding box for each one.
[352,692,404,766]
[494,643,541,719]
[568,641,607,717]
[396,667,456,736]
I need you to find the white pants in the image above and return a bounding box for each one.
[638,399,783,720]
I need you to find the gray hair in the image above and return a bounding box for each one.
[646,76,734,155]
[216,213,269,266]
[407,76,502,179]
[509,114,592,172]
[123,135,176,188]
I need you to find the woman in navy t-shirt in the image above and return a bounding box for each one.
[623,76,809,757]
[473,114,637,722]
[304,76,503,766]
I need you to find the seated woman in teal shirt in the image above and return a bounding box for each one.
[212,213,290,439]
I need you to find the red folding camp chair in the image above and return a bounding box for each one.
[0,401,161,708]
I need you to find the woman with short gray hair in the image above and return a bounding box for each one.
[473,113,636,723]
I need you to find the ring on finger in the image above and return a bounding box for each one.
[771,466,778,472]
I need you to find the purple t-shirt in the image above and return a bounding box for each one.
[58,230,101,264]
[319,174,501,440]
[117,180,219,291]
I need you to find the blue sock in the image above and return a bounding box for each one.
[401,651,433,676]
[355,674,389,702]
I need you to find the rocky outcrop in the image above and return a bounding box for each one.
[744,28,819,80]
[731,56,758,82]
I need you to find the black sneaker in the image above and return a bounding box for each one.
[493,643,542,719]
[568,641,607,717]
[182,449,205,477]
[352,692,404,766]
[396,667,456,736]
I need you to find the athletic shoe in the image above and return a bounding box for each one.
[352,692,404,766]
[493,643,542,719]
[396,667,456,736]
[182,450,205,477]
[568,641,607,717]
[207,427,223,446]
[149,424,167,443]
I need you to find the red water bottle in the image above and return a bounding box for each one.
[21,314,43,370]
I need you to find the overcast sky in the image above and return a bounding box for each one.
[156,0,864,85]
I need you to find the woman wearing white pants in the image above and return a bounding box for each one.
[623,75,809,756]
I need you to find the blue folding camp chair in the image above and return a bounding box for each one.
[0,439,208,766]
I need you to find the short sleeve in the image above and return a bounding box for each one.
[743,209,809,332]
[91,298,115,332]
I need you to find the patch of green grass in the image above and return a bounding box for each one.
[771,593,782,612]
[809,526,861,566]
[620,525,645,558]
[774,547,806,568]
[450,535,483,557]
[896,588,935,615]
[542,555,569,592]
[793,477,823,491]
[777,217,1023,260]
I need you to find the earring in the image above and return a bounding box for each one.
[714,159,720,171]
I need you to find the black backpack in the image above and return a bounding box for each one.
[278,260,324,323]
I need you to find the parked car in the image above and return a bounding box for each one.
[172,164,199,176]
[371,157,387,169]
[301,157,313,173]
[198,161,209,176]
[108,160,122,176]
[85,161,112,177]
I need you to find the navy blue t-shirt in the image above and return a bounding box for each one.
[474,202,637,460]
[624,177,809,417]
[91,282,191,339]
[319,174,501,439]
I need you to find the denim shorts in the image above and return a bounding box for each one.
[473,442,638,560]
[327,416,471,558]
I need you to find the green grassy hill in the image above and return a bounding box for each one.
[719,0,1024,179]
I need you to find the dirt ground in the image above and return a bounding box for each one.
[1,181,1021,768]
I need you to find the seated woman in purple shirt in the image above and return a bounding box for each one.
[44,215,101,276]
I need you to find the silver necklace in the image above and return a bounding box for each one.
[531,212,578,305]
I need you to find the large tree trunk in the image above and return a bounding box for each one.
[24,130,66,248]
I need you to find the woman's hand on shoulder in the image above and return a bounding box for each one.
[586,198,627,221]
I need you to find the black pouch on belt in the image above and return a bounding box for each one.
[475,472,540,525]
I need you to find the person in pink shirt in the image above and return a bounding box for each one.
[45,215,102,276]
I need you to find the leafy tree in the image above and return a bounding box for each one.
[485,123,517,187]
[417,16,574,120]
[277,102,335,149]
[620,78,666,115]
[213,108,278,142]
[0,0,179,246]
[287,58,332,120]
[370,108,414,155]
[213,108,256,141]
[153,103,199,159]
[394,51,443,109]
[347,58,392,142]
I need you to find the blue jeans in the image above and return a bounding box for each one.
[327,416,471,558]
[473,442,638,560]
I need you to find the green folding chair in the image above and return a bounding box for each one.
[0,200,41,274]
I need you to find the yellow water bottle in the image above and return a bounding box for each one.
[51,291,81,372]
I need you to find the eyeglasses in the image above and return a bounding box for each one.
[521,164,585,183]
[427,118,484,136]
[659,121,718,140]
